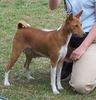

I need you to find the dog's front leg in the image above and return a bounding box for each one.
[57,62,63,90]
[51,65,59,94]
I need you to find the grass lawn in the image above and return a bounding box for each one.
[0,0,96,100]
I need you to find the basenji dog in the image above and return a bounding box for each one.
[4,11,83,94]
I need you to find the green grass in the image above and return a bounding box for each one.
[0,0,96,100]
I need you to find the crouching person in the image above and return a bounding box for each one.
[49,0,96,94]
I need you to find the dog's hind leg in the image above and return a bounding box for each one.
[23,49,34,80]
[4,40,23,86]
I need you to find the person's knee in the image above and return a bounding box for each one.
[70,81,94,94]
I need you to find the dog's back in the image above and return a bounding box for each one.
[15,21,60,57]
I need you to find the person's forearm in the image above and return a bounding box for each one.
[80,24,96,49]
[49,0,61,10]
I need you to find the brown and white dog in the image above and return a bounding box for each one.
[4,11,83,94]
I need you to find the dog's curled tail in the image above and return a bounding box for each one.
[18,20,31,29]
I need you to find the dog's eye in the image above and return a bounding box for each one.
[75,25,78,27]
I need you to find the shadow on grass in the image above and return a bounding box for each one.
[9,70,76,95]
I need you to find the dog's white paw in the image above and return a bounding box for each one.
[53,90,60,95]
[58,85,63,90]
[4,81,10,86]
[24,70,35,80]
[27,75,35,80]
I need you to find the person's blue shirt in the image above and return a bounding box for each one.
[65,0,96,33]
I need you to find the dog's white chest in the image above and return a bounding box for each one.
[57,34,72,62]
[58,46,68,62]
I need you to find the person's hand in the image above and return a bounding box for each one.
[70,45,87,61]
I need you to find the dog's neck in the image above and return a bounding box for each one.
[56,23,72,46]
[59,22,72,35]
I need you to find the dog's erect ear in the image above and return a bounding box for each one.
[67,13,73,21]
[75,10,83,18]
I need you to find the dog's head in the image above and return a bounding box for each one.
[65,10,84,37]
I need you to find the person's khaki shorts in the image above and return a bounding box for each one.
[69,43,96,94]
